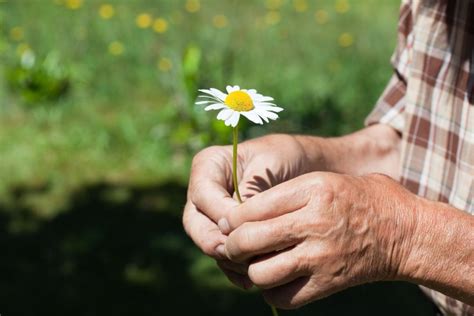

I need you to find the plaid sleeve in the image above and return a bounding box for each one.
[364,72,407,133]
[364,0,413,134]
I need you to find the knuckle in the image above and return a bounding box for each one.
[226,212,241,231]
[247,264,267,287]
[239,223,255,253]
[318,185,336,205]
[188,179,204,204]
[248,256,298,289]
[227,223,254,261]
[199,238,217,257]
[307,175,337,206]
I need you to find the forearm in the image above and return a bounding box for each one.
[400,198,474,305]
[295,124,401,179]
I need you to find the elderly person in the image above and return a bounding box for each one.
[183,0,474,314]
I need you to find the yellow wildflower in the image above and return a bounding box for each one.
[314,10,329,24]
[158,58,172,72]
[108,41,124,55]
[338,32,354,47]
[136,13,152,28]
[10,27,24,41]
[265,0,284,10]
[153,18,168,33]
[65,0,82,10]
[212,15,228,29]
[265,11,281,26]
[293,0,308,13]
[185,0,200,13]
[99,4,115,19]
[335,0,350,14]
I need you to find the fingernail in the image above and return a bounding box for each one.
[218,218,231,234]
[215,244,226,258]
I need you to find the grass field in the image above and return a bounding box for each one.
[0,1,441,315]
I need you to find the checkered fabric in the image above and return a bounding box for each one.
[365,0,473,314]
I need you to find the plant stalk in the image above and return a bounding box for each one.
[232,124,278,316]
[232,125,243,204]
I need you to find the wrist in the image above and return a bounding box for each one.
[398,199,474,303]
[294,125,401,177]
[293,135,329,172]
[361,174,474,304]
[362,173,420,281]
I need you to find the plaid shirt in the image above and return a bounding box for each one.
[365,0,474,314]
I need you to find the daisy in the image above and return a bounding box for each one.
[195,85,283,127]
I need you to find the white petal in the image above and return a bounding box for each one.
[210,88,227,101]
[198,88,227,101]
[225,112,240,127]
[196,100,213,105]
[255,104,284,112]
[255,102,276,106]
[255,110,269,123]
[241,111,263,124]
[254,95,274,102]
[255,108,279,121]
[197,95,220,100]
[204,103,227,111]
[217,109,234,121]
[198,89,215,96]
[226,85,240,94]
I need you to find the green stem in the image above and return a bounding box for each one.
[232,125,243,204]
[232,124,278,316]
[271,305,279,316]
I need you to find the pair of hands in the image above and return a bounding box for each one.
[183,134,416,309]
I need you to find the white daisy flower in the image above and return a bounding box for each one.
[196,85,283,127]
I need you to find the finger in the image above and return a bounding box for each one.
[224,211,303,263]
[217,266,253,290]
[220,175,314,234]
[188,146,240,223]
[262,276,315,310]
[216,259,249,275]
[248,247,310,290]
[183,201,227,258]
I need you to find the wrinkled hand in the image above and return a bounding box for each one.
[183,134,313,288]
[220,172,418,309]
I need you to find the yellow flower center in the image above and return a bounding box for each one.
[225,91,254,112]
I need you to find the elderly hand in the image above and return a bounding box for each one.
[219,172,419,309]
[183,134,318,289]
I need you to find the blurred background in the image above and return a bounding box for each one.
[0,0,438,315]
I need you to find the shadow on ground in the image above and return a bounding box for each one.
[0,181,438,316]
